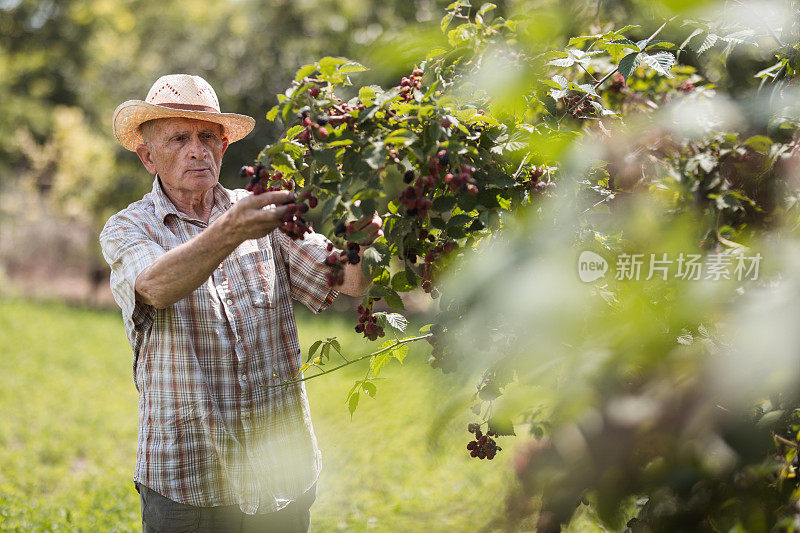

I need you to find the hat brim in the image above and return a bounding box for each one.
[113,100,255,151]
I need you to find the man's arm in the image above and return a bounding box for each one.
[135,190,295,309]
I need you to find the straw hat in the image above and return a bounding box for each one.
[112,74,255,151]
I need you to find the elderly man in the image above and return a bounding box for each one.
[100,74,380,532]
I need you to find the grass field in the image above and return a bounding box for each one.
[0,298,529,532]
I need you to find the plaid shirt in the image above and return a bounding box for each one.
[99,177,338,514]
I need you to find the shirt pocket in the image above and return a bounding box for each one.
[237,239,276,309]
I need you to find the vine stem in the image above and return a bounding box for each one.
[264,334,432,388]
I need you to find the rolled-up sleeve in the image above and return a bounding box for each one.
[273,229,339,313]
[99,213,166,334]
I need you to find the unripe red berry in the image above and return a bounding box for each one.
[240,166,255,178]
[308,196,318,208]
[309,86,321,98]
[326,242,334,252]
[412,68,424,76]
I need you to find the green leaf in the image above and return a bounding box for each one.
[312,148,337,169]
[339,61,367,74]
[432,196,457,212]
[362,381,377,398]
[294,63,317,82]
[488,416,516,436]
[697,33,718,55]
[447,214,471,229]
[391,271,417,292]
[391,344,408,364]
[359,86,377,105]
[329,338,341,354]
[382,287,405,310]
[478,3,496,16]
[618,52,642,81]
[373,312,408,333]
[478,383,501,401]
[743,135,773,154]
[385,313,408,332]
[430,217,447,230]
[362,247,382,269]
[496,194,512,210]
[322,343,330,361]
[266,105,280,122]
[307,340,323,362]
[441,12,454,33]
[348,391,360,416]
[364,143,387,170]
[641,52,675,78]
[285,125,305,140]
[370,350,393,376]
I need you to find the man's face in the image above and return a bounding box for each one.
[136,117,229,195]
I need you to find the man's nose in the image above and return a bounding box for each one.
[188,135,208,159]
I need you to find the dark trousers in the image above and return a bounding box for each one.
[136,482,315,533]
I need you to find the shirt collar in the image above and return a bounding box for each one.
[151,174,233,225]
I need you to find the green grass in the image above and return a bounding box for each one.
[0,299,522,532]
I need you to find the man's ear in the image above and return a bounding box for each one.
[135,143,157,175]
[221,136,229,157]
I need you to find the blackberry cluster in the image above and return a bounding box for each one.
[399,68,424,103]
[240,165,319,240]
[298,114,328,143]
[398,177,434,218]
[421,280,440,299]
[323,241,361,287]
[444,165,478,195]
[559,94,596,119]
[467,424,502,460]
[354,304,385,341]
[428,149,448,178]
[427,323,458,373]
[529,167,552,195]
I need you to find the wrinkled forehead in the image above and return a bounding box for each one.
[144,117,225,137]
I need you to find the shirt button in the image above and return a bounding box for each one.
[241,374,248,382]
[226,299,233,306]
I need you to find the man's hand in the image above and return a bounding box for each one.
[223,190,295,243]
[135,190,295,309]
[350,202,384,246]
[337,206,384,297]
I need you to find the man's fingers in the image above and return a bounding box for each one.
[248,190,296,208]
[255,204,290,222]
